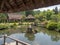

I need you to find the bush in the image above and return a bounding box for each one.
[0,24,8,30]
[46,21,57,30]
[10,23,18,28]
[57,22,60,31]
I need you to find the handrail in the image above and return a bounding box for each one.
[3,35,30,45]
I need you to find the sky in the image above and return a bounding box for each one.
[34,4,60,11]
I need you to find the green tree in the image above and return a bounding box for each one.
[0,13,8,23]
[51,15,58,22]
[34,12,45,21]
[34,10,40,15]
[25,10,34,16]
[53,7,58,14]
[45,10,54,20]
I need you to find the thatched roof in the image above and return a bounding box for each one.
[8,13,23,20]
[25,15,35,19]
[0,0,60,13]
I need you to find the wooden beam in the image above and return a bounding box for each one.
[0,0,60,12]
[0,0,5,10]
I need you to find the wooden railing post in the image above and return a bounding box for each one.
[4,35,6,45]
[16,41,18,45]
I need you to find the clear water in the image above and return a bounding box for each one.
[0,25,60,45]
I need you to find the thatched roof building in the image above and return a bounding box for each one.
[8,13,23,20]
[0,0,60,12]
[25,15,35,19]
[25,15,35,21]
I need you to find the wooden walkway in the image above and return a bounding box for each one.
[3,35,30,45]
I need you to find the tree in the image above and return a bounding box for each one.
[25,10,34,16]
[0,13,8,23]
[34,10,40,15]
[53,7,58,14]
[51,15,58,22]
[44,10,54,20]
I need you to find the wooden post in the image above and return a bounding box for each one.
[16,41,18,45]
[4,36,6,45]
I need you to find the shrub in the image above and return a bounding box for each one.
[46,21,57,30]
[10,23,18,28]
[57,22,60,31]
[0,24,8,30]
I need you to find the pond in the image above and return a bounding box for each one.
[0,25,60,45]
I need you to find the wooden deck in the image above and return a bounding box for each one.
[3,35,30,45]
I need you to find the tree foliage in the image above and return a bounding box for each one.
[25,10,34,16]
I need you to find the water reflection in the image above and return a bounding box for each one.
[0,26,60,45]
[25,33,35,41]
[51,36,60,41]
[40,29,60,42]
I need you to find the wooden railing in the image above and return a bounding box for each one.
[3,35,30,45]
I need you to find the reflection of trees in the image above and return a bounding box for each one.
[51,36,60,41]
[0,28,21,35]
[41,29,60,42]
[25,33,35,41]
[47,31,60,42]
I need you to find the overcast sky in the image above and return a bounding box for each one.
[34,4,60,11]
